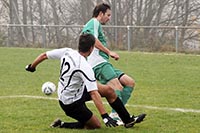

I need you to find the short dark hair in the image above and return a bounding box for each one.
[78,33,95,53]
[92,3,111,17]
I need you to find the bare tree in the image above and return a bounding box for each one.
[8,0,14,45]
[22,0,28,44]
[28,0,35,44]
[50,0,61,46]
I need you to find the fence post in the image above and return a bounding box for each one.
[7,24,9,47]
[42,25,46,48]
[127,25,130,51]
[175,26,179,53]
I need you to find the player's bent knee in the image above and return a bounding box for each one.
[127,77,135,87]
[89,122,101,129]
[95,123,101,129]
[131,79,135,87]
[121,75,135,87]
[86,115,101,129]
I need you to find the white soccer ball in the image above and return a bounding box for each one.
[41,81,56,95]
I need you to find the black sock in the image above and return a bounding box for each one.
[60,121,84,129]
[109,97,131,124]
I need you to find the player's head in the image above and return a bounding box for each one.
[92,3,111,25]
[78,33,95,55]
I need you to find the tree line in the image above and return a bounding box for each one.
[0,0,200,51]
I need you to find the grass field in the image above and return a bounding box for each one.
[0,47,199,133]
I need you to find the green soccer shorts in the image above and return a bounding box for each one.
[93,62,124,84]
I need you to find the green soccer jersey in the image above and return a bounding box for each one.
[82,18,109,68]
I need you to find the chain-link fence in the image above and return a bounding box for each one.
[0,24,200,53]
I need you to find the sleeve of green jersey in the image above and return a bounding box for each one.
[82,18,99,38]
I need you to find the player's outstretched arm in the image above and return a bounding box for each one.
[89,90,118,127]
[25,53,48,72]
[95,39,119,60]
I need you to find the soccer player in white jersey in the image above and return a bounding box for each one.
[25,34,143,129]
[82,3,146,123]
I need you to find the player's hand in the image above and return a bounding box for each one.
[109,51,119,60]
[101,113,118,127]
[25,64,36,72]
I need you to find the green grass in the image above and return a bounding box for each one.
[0,47,199,133]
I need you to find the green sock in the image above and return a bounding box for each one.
[111,90,122,113]
[121,86,133,105]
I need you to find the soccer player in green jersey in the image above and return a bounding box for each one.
[82,3,146,124]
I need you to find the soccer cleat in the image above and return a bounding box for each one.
[50,118,62,128]
[109,112,124,126]
[124,116,135,128]
[124,114,146,128]
[134,113,146,123]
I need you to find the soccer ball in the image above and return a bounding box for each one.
[41,81,56,95]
